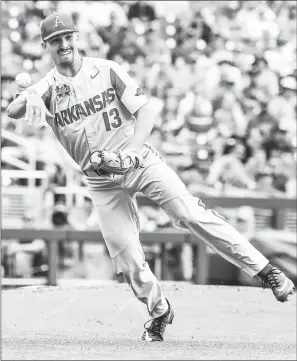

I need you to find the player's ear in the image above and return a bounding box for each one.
[41,41,47,52]
[75,32,80,41]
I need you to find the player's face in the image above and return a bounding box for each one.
[44,32,79,67]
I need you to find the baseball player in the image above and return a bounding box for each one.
[7,13,295,342]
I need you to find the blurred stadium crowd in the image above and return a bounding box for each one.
[1,1,296,280]
[2,1,296,196]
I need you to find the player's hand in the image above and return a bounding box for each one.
[89,148,143,176]
[24,89,53,127]
[118,148,143,170]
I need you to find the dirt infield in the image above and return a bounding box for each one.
[2,282,296,360]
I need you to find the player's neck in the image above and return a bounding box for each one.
[56,56,83,77]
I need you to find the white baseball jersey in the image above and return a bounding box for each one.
[26,57,148,173]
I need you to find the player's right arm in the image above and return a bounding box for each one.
[7,75,53,126]
[7,93,27,119]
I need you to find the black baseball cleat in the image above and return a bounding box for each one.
[261,267,295,302]
[142,299,174,342]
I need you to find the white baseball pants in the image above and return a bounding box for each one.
[86,144,269,318]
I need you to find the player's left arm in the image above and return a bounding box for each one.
[129,102,156,151]
[109,61,156,152]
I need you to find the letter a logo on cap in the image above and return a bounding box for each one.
[53,16,66,29]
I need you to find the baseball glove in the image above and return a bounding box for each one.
[89,149,141,175]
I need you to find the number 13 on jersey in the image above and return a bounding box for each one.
[103,107,122,131]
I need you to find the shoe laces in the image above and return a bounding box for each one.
[262,267,282,289]
[144,311,170,336]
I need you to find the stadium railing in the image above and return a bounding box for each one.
[2,129,38,187]
[2,170,49,227]
[2,196,296,287]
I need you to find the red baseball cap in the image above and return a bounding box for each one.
[40,12,78,41]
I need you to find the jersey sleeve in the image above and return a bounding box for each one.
[109,61,148,115]
[23,73,53,111]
